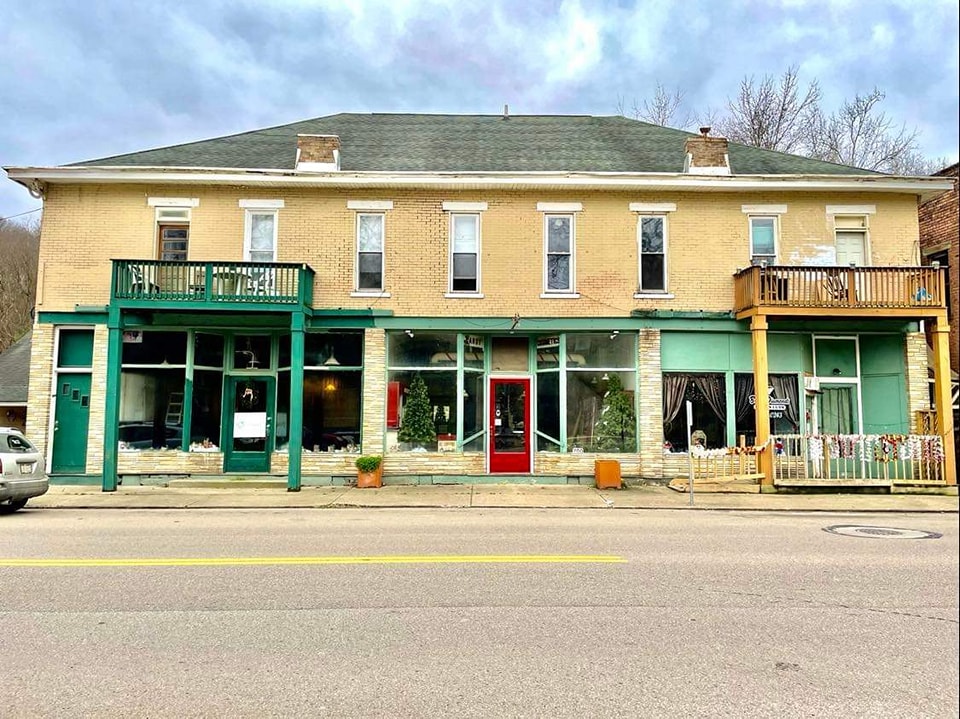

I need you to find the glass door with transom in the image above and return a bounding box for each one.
[223,377,275,472]
[488,378,531,473]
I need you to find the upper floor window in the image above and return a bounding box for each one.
[749,216,777,265]
[357,213,384,291]
[245,211,277,263]
[638,216,667,292]
[450,213,480,293]
[156,207,190,261]
[544,214,574,292]
[240,200,284,263]
[833,215,869,266]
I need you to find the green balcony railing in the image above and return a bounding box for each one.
[112,260,315,307]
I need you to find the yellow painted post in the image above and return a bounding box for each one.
[751,315,773,485]
[930,316,956,485]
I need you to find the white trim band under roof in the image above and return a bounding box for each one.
[6,167,953,201]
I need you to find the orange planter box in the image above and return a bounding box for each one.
[594,460,622,489]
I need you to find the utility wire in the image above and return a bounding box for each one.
[0,207,42,221]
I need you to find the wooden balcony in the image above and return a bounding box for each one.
[733,265,947,319]
[111,260,315,309]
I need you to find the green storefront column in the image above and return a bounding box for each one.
[287,314,305,491]
[102,310,122,492]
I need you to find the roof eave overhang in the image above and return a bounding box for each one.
[4,166,954,201]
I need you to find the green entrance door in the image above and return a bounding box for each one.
[51,373,92,473]
[223,377,275,473]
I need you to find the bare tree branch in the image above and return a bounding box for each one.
[0,217,40,352]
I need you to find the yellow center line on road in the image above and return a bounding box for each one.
[0,554,626,568]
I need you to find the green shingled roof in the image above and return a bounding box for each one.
[70,113,877,176]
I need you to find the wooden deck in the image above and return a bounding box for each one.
[734,265,947,319]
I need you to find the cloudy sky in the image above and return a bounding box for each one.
[1,0,958,220]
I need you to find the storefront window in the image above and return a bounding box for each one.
[303,370,362,452]
[119,331,187,451]
[305,332,363,368]
[233,334,272,370]
[734,373,801,444]
[536,371,560,451]
[662,373,726,452]
[388,332,458,367]
[387,369,457,451]
[463,369,486,445]
[567,371,637,452]
[190,370,223,449]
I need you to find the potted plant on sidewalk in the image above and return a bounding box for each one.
[355,454,383,488]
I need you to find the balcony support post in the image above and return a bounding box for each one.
[751,314,774,486]
[930,315,955,485]
[102,307,122,492]
[287,312,306,491]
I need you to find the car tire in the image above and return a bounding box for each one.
[1,498,29,513]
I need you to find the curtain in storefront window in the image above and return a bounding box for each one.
[770,375,800,427]
[691,375,726,423]
[662,374,689,426]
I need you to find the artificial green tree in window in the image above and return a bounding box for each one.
[398,373,437,448]
[593,373,637,452]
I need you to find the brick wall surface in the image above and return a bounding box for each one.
[918,164,959,374]
[36,185,923,316]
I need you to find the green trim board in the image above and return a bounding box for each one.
[38,311,108,325]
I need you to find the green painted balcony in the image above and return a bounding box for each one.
[111,260,315,309]
[733,264,948,320]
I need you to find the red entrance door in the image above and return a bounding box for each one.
[489,378,531,473]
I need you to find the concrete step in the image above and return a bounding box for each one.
[165,478,289,489]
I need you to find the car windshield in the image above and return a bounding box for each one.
[3,433,36,452]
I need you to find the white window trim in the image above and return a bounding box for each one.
[629,202,676,213]
[243,208,279,262]
[748,214,779,263]
[347,200,394,211]
[239,199,285,209]
[442,201,487,212]
[542,213,576,294]
[637,214,669,294]
[741,204,787,214]
[536,202,582,212]
[539,292,580,299]
[148,197,199,207]
[355,212,386,293]
[448,212,482,294]
[826,205,876,215]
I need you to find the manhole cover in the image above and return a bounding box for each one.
[823,525,942,540]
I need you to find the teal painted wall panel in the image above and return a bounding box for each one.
[815,338,858,378]
[663,331,810,373]
[661,332,733,371]
[861,374,908,434]
[859,335,905,375]
[769,334,811,373]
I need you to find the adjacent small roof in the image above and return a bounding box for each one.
[0,330,30,404]
[69,113,877,176]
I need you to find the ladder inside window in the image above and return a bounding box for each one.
[166,393,184,425]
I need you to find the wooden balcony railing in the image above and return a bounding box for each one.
[111,260,315,307]
[734,265,946,316]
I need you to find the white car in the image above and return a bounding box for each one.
[0,427,49,512]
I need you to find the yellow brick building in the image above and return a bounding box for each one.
[4,114,955,490]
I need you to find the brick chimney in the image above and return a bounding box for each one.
[683,126,730,175]
[296,134,340,171]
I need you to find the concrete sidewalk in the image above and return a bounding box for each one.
[27,483,960,512]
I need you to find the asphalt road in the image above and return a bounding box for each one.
[1,508,957,718]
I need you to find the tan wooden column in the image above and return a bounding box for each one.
[751,315,774,486]
[930,315,956,485]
